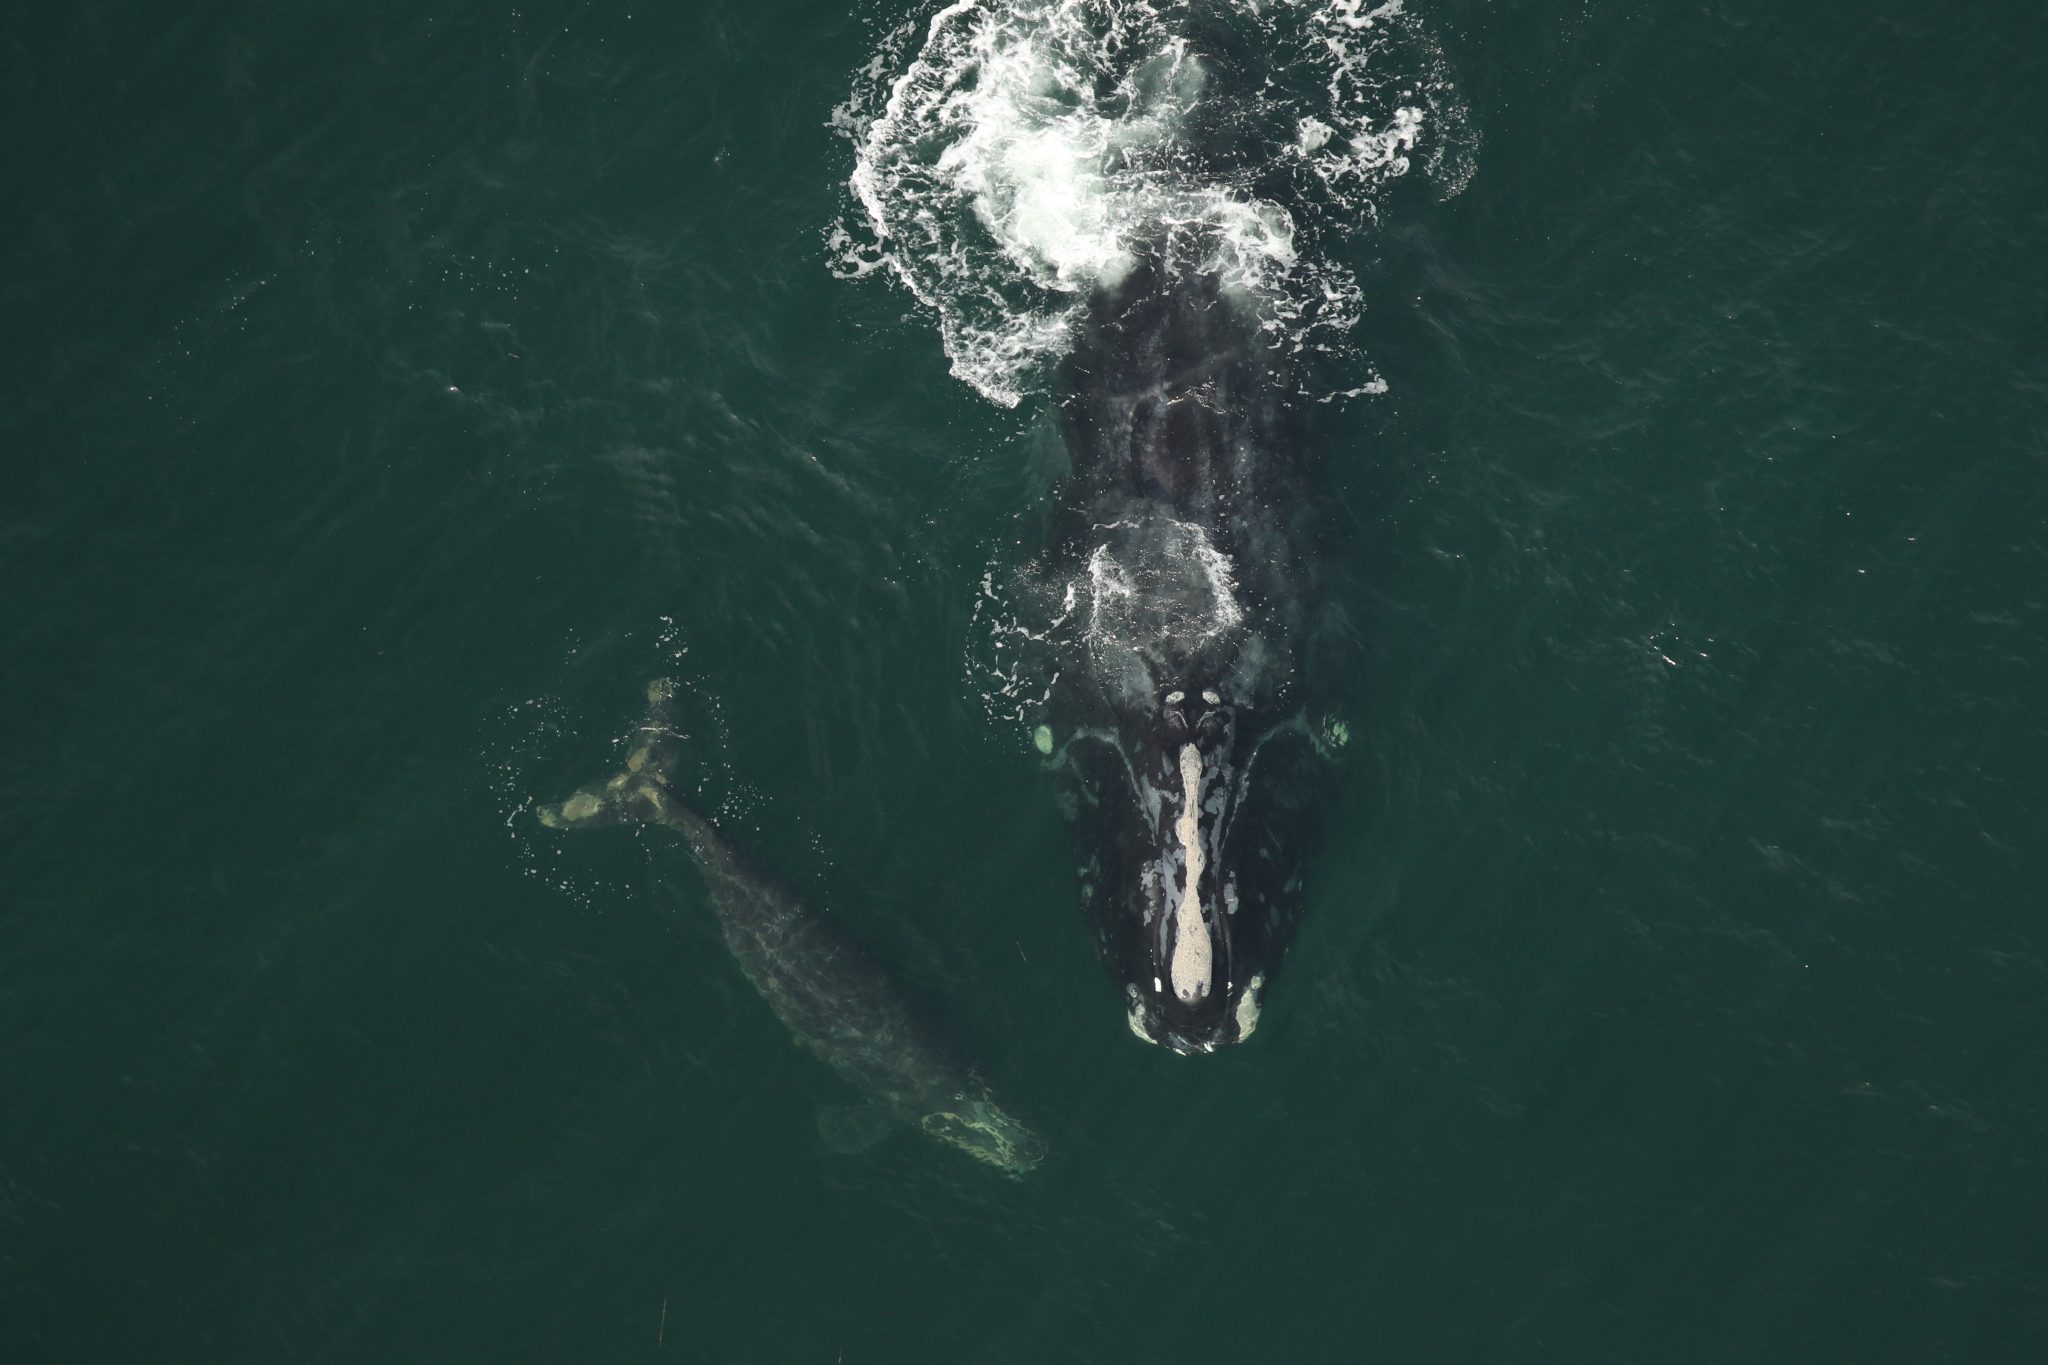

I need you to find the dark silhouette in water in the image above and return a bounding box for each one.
[1044,252,1338,1054]
[540,681,1045,1174]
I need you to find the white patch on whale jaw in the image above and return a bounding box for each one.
[1234,973,1265,1042]
[1169,742,1213,1005]
[1126,983,1160,1044]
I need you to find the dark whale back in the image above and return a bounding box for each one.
[1056,258,1304,532]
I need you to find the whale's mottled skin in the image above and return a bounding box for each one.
[540,685,1045,1174]
[1046,256,1335,1054]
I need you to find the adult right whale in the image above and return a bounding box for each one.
[838,0,1470,1054]
[1043,250,1339,1055]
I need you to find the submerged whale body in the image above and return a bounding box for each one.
[1048,255,1334,1054]
[540,685,1046,1174]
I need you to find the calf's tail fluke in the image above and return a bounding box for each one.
[536,678,697,836]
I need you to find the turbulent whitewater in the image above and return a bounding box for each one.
[832,0,1474,407]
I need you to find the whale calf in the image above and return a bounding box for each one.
[540,682,1045,1175]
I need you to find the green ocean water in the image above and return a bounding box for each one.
[5,0,2047,1360]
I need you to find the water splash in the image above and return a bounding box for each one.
[833,0,1475,407]
[966,516,1260,734]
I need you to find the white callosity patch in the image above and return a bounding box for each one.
[1128,999,1160,1043]
[1169,742,1213,1003]
[833,0,1476,408]
[1235,972,1265,1039]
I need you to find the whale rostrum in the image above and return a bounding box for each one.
[539,681,1046,1175]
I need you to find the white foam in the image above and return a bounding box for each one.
[1083,519,1245,653]
[966,518,1249,729]
[834,0,1476,407]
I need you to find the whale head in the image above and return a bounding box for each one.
[1060,675,1322,1054]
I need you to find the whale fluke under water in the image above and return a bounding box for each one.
[539,681,1046,1176]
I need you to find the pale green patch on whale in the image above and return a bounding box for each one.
[537,790,606,828]
[1033,724,1054,755]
